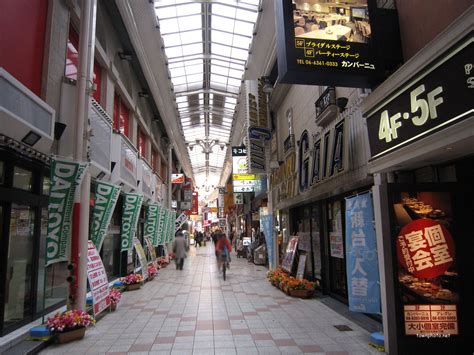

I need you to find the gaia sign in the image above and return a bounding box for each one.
[120,193,143,251]
[46,158,88,266]
[90,181,120,252]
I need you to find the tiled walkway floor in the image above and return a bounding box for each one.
[41,244,381,355]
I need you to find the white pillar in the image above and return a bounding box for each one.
[72,0,97,310]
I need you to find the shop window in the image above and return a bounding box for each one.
[138,128,147,158]
[113,94,130,137]
[65,27,79,80]
[13,166,33,191]
[327,200,347,298]
[151,149,158,171]
[0,161,4,185]
[66,27,102,104]
[42,176,50,195]
[3,204,35,327]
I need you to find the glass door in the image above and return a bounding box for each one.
[327,200,347,299]
[3,204,35,328]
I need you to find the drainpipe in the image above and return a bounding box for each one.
[71,0,97,310]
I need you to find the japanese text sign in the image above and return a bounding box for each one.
[345,192,381,314]
[396,219,455,279]
[87,241,110,315]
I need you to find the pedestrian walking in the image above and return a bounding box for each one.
[172,230,189,270]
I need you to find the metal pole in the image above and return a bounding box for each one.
[71,0,97,310]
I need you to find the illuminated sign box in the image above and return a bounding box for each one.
[171,173,185,184]
[232,146,248,174]
[365,36,473,160]
[232,174,256,181]
[275,0,395,88]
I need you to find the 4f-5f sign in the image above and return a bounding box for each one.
[366,35,474,160]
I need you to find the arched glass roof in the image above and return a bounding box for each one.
[154,0,260,191]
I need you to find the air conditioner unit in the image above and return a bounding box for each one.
[0,68,55,154]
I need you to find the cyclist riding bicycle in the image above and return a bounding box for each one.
[215,232,232,272]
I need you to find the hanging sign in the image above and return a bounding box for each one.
[133,237,149,279]
[86,241,110,315]
[171,173,185,184]
[90,181,120,252]
[275,0,379,88]
[232,146,248,174]
[345,192,381,314]
[46,158,88,266]
[144,204,160,247]
[120,193,143,251]
[234,193,244,205]
[175,212,189,231]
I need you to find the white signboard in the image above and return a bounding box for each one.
[133,237,149,279]
[87,241,110,315]
[175,212,189,231]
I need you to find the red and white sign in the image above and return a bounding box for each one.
[404,304,458,335]
[396,219,455,278]
[87,241,110,315]
[171,173,185,184]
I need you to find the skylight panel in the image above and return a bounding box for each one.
[187,73,203,83]
[165,46,183,58]
[212,15,235,32]
[176,3,201,16]
[185,63,203,75]
[233,20,254,36]
[171,76,187,85]
[155,6,177,19]
[178,15,202,31]
[180,30,202,45]
[211,43,232,57]
[211,65,229,76]
[159,18,179,35]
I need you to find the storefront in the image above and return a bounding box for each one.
[362,12,473,353]
[0,146,67,336]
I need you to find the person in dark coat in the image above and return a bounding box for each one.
[172,230,188,270]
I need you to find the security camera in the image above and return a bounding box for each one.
[189,145,193,151]
[220,144,225,150]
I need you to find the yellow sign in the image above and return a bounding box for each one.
[232,174,256,181]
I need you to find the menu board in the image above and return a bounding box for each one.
[392,191,459,336]
[86,241,110,315]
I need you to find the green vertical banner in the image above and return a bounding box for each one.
[90,181,121,252]
[46,158,88,266]
[120,193,143,251]
[145,204,159,247]
[171,211,177,241]
[152,205,162,246]
[156,206,166,245]
[163,209,171,244]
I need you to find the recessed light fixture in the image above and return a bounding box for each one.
[21,131,41,146]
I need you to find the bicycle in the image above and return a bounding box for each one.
[219,249,230,281]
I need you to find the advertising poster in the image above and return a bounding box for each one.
[86,241,110,315]
[133,237,149,280]
[145,237,157,264]
[282,236,299,272]
[90,181,121,252]
[345,192,381,314]
[329,232,344,258]
[296,254,307,280]
[46,158,88,266]
[392,191,459,336]
[120,193,143,252]
[260,213,274,269]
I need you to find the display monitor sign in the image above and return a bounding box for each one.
[276,0,379,88]
[365,36,473,160]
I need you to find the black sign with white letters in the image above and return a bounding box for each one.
[366,35,474,160]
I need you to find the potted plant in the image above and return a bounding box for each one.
[284,277,317,298]
[46,310,95,344]
[148,264,158,280]
[109,288,122,311]
[121,273,144,291]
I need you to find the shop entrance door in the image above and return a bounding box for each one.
[327,200,348,300]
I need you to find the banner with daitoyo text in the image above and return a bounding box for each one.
[145,204,160,247]
[156,206,167,245]
[345,192,381,314]
[120,193,143,251]
[90,181,120,252]
[46,158,88,266]
[260,213,274,269]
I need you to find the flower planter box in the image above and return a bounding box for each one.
[126,283,141,291]
[288,289,314,299]
[56,327,86,344]
[110,303,117,312]
[148,275,155,281]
